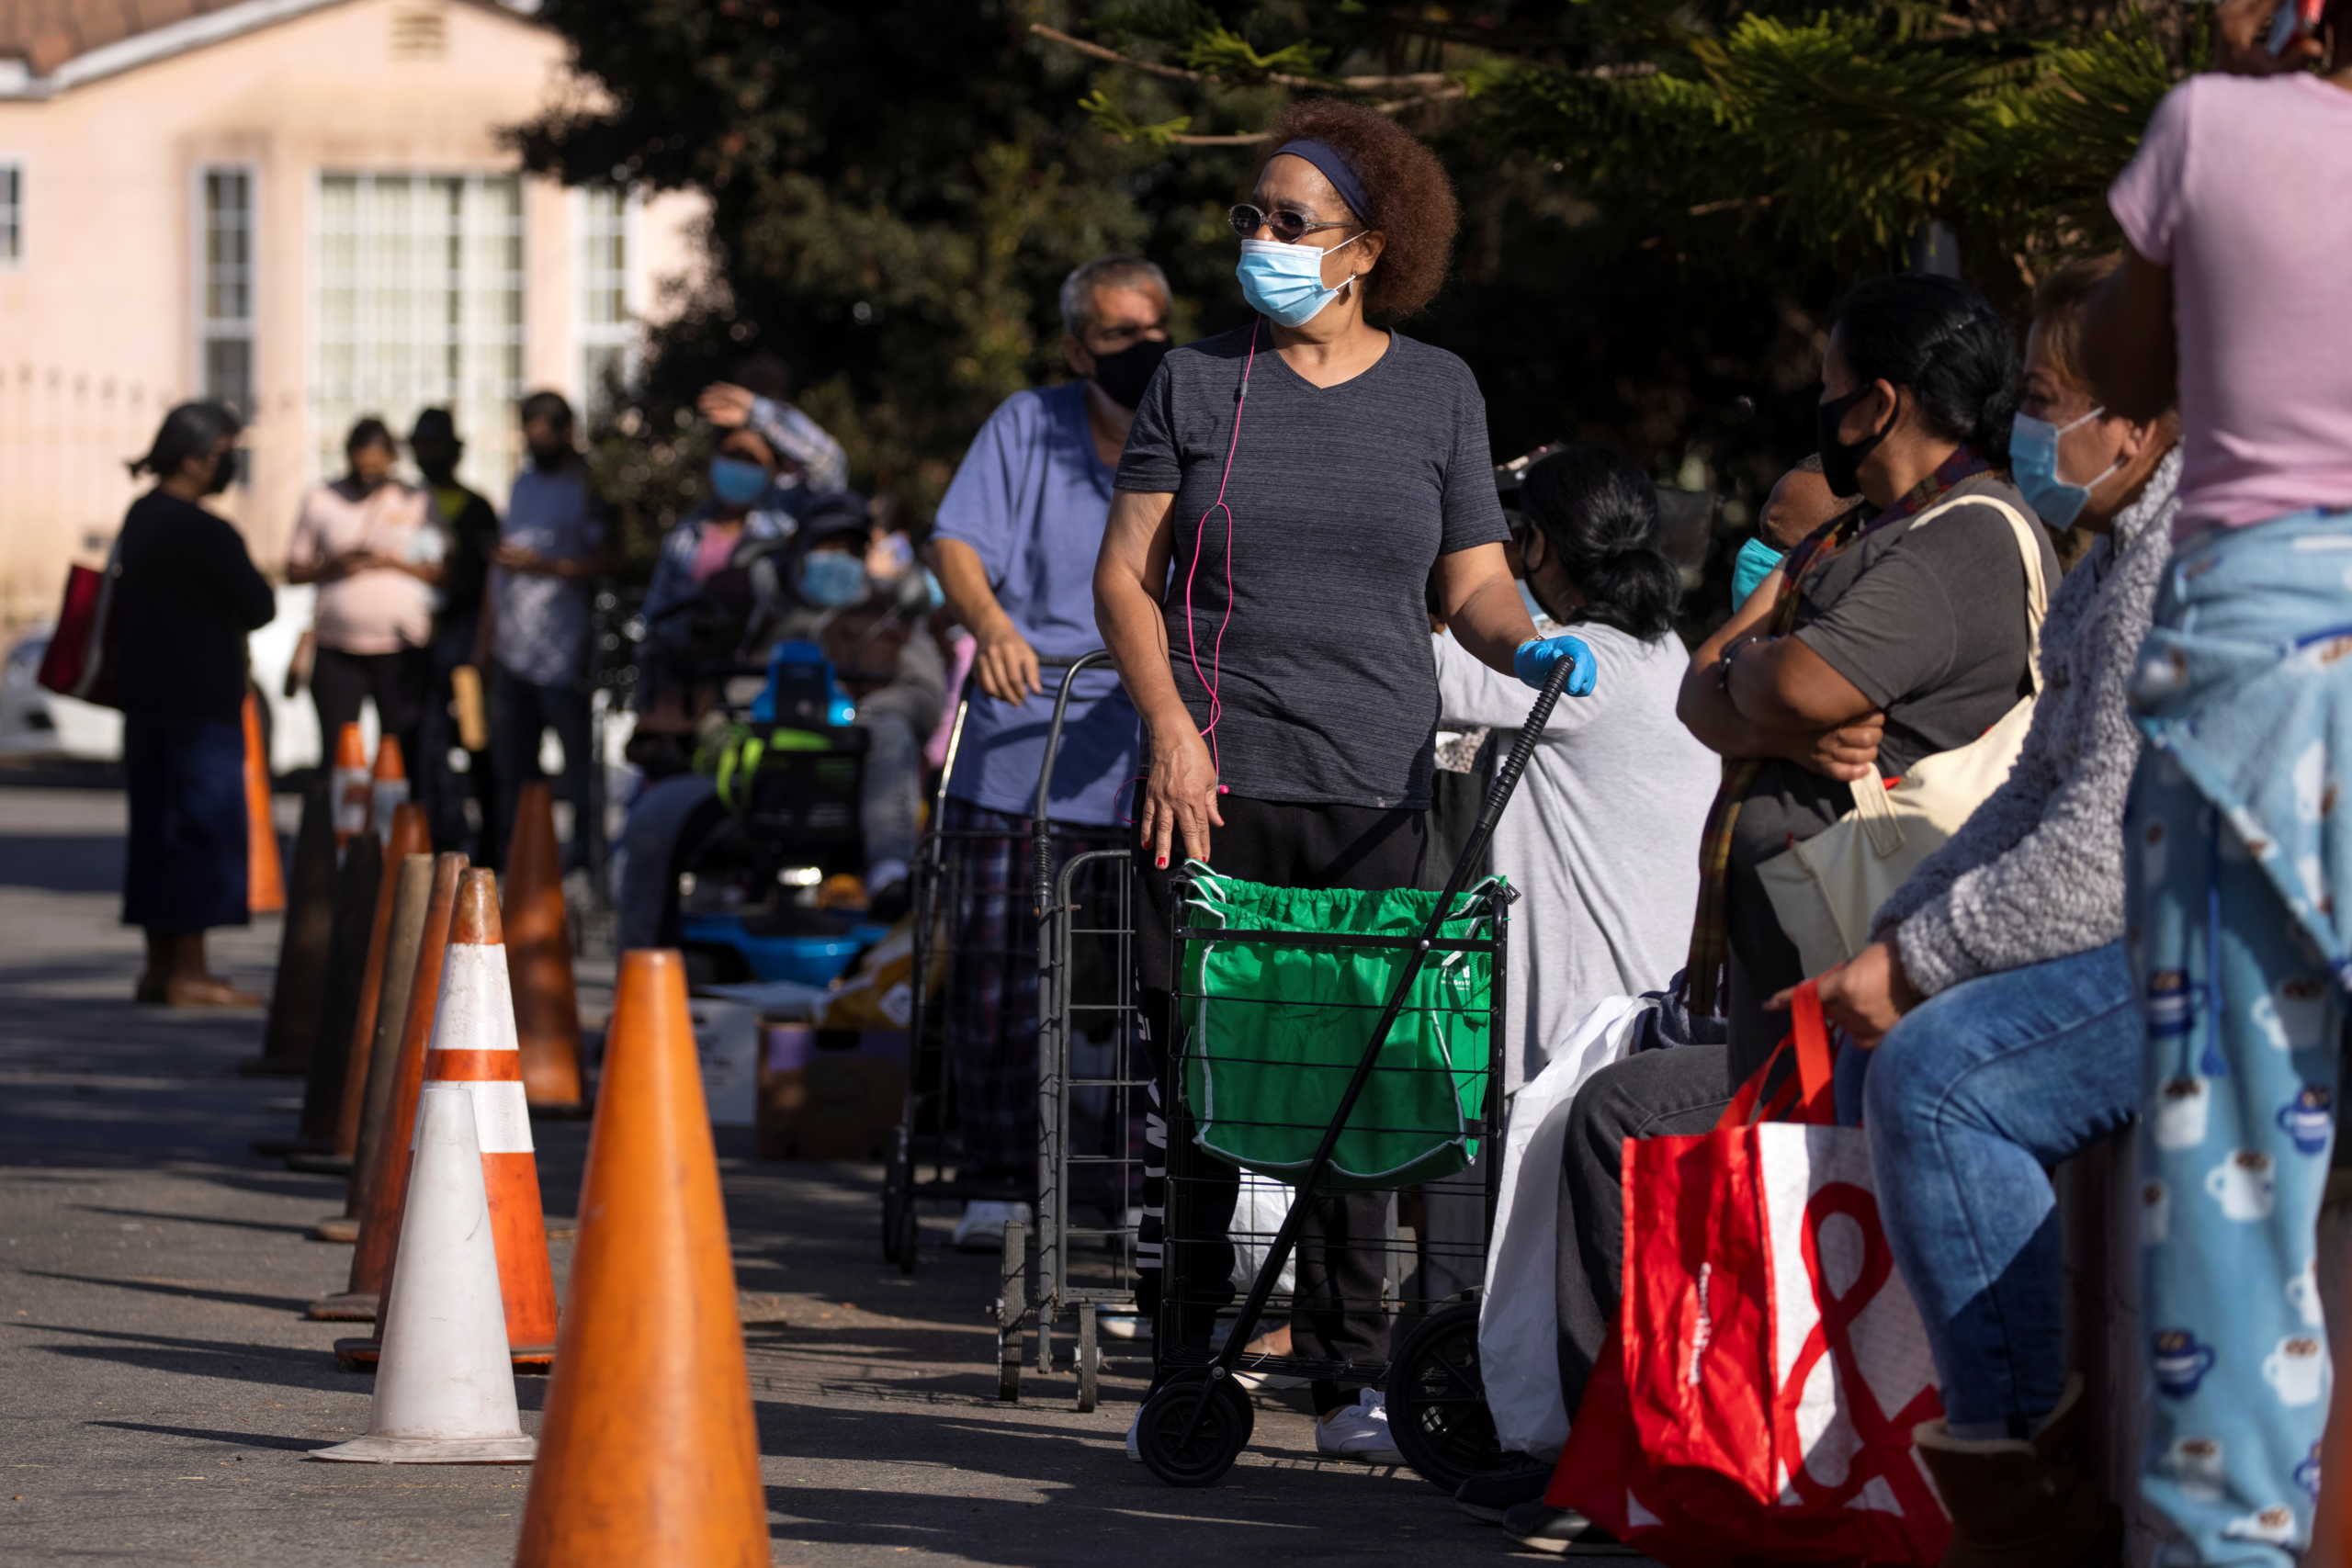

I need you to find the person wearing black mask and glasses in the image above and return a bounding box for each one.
[923,254,1159,1254]
[113,401,276,1007]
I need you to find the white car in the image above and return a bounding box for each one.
[0,584,326,775]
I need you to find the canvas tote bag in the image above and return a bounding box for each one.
[1756,495,2049,976]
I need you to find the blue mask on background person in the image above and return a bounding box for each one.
[1236,233,1363,328]
[2010,408,2122,530]
[1732,536,1787,607]
[708,455,771,509]
[797,549,869,608]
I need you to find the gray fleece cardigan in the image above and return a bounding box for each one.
[1871,449,2180,997]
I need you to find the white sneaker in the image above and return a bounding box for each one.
[1125,1404,1144,1462]
[1097,1312,1147,1341]
[1315,1389,1404,1464]
[951,1200,1033,1253]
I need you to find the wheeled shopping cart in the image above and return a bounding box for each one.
[1132,660,1578,1491]
[880,655,1129,1275]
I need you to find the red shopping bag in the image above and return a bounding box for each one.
[35,558,120,709]
[1551,984,1950,1566]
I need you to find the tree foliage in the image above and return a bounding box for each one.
[515,0,2206,557]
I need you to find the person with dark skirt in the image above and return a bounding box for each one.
[114,402,276,1006]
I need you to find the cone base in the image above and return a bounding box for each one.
[523,1097,589,1121]
[335,1336,555,1374]
[235,1055,307,1078]
[310,1432,537,1465]
[306,1291,379,1321]
[285,1151,356,1177]
[310,1215,360,1244]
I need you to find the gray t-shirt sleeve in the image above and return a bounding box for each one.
[1792,503,2018,710]
[1114,362,1182,493]
[1440,374,1508,552]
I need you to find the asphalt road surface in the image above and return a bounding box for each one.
[0,777,1566,1567]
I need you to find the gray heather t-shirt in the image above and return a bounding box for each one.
[1729,473,2053,877]
[1115,325,1509,809]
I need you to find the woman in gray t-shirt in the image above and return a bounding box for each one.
[1092,99,1590,1463]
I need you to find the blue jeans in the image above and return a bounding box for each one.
[1841,941,2141,1435]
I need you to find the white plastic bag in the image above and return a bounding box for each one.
[1478,994,1649,1460]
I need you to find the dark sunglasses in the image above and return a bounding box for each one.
[1227,202,1358,244]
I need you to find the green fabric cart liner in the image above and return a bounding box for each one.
[1178,864,1501,1190]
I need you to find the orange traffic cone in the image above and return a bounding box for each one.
[243,778,335,1077]
[290,802,430,1177]
[259,832,380,1159]
[332,722,371,845]
[337,870,558,1373]
[243,691,284,916]
[370,735,409,846]
[306,849,435,1262]
[503,780,585,1114]
[513,949,767,1566]
[311,851,463,1269]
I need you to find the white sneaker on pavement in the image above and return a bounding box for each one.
[1315,1389,1404,1464]
[951,1200,1033,1253]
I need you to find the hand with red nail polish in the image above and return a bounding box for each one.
[1140,721,1224,869]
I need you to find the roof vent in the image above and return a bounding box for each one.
[390,5,447,62]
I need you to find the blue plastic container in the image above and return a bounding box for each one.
[679,915,889,987]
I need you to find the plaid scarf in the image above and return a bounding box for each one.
[1681,449,1995,1017]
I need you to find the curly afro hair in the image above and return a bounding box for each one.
[1261,99,1458,322]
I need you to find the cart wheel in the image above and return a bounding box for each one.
[1135,1375,1252,1488]
[1386,1301,1503,1493]
[1075,1303,1100,1415]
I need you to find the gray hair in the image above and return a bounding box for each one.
[1058,255,1170,338]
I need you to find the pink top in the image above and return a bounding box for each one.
[285,480,437,654]
[2109,73,2352,536]
[691,522,740,584]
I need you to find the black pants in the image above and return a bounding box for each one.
[1135,794,1424,1416]
[487,669,597,875]
[417,619,494,857]
[310,645,431,806]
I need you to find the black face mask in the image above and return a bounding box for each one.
[1815,386,1895,500]
[1089,337,1170,412]
[203,449,241,496]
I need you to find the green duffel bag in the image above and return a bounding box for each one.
[1176,863,1503,1191]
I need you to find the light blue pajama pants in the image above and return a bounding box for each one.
[2128,508,2352,1566]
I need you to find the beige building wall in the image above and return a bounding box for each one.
[0,0,707,627]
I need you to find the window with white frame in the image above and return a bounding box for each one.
[199,167,255,417]
[312,172,524,495]
[575,186,632,423]
[0,162,21,265]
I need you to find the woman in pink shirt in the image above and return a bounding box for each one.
[284,417,441,788]
[2088,6,2352,1561]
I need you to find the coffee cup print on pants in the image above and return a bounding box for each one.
[2298,1443,2323,1502]
[2253,976,2331,1053]
[2289,1257,2322,1327]
[2277,1085,2334,1156]
[2143,1180,2171,1247]
[2228,1504,2301,1546]
[2165,1437,2227,1504]
[2154,1329,2219,1399]
[2207,1148,2278,1222]
[2264,1336,2328,1408]
[2155,1075,2211,1152]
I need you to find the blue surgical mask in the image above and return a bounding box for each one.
[2009,408,2122,530]
[797,549,869,608]
[1732,536,1787,608]
[708,455,771,509]
[1236,233,1363,328]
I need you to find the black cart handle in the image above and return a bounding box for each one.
[1029,649,1120,915]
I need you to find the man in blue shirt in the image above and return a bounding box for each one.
[927,255,1162,1249]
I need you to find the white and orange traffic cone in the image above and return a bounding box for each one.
[370,734,409,845]
[331,722,371,845]
[310,1082,536,1465]
[336,869,558,1372]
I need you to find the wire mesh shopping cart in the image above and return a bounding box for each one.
[880,655,1129,1279]
[1131,659,1577,1490]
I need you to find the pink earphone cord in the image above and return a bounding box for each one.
[1178,318,1258,786]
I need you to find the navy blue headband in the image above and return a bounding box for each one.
[1272,139,1374,226]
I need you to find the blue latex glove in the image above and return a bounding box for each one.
[1513,634,1598,697]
